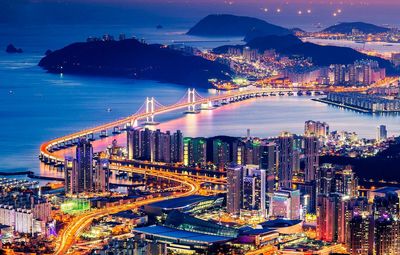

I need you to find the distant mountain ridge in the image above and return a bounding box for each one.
[187,14,292,41]
[213,35,396,74]
[322,22,390,34]
[39,39,232,87]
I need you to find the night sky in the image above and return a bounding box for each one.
[1,0,399,28]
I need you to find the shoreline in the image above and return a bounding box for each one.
[312,98,372,113]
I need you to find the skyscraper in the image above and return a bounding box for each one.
[259,142,276,201]
[242,167,266,216]
[376,125,388,142]
[374,215,400,255]
[94,157,110,193]
[213,139,230,168]
[317,164,336,195]
[75,138,94,193]
[348,213,373,255]
[259,142,276,174]
[226,164,243,216]
[338,166,358,198]
[171,130,183,163]
[183,137,207,167]
[126,127,141,160]
[304,120,329,138]
[141,128,154,161]
[316,193,346,243]
[304,134,320,182]
[64,157,76,194]
[65,138,94,194]
[277,132,294,189]
[270,188,301,220]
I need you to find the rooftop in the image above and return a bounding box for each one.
[133,225,233,244]
[146,195,218,210]
[261,219,303,228]
[372,186,400,194]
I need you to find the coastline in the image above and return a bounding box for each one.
[312,98,372,113]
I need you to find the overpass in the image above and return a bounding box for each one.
[53,167,200,255]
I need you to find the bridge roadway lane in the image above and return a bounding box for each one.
[40,88,296,162]
[53,169,200,255]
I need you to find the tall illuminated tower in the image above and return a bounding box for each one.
[277,131,294,189]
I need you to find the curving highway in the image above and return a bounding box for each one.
[53,168,200,255]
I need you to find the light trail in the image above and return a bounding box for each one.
[53,168,200,255]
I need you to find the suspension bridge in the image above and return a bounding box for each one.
[39,87,323,165]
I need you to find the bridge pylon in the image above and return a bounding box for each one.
[144,97,159,125]
[185,88,199,114]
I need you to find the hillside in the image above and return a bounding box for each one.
[187,14,291,41]
[213,35,396,73]
[39,39,232,87]
[322,22,390,34]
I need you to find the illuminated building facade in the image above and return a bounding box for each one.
[316,193,346,243]
[304,134,320,183]
[183,137,207,167]
[376,125,388,142]
[270,188,301,220]
[277,132,294,189]
[227,164,243,216]
[304,120,330,138]
[242,166,266,216]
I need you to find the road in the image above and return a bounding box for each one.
[40,88,302,163]
[53,169,200,255]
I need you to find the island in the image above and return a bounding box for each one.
[39,38,232,87]
[187,14,292,41]
[213,34,396,74]
[322,22,390,34]
[6,44,23,53]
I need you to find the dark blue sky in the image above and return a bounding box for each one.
[1,0,399,29]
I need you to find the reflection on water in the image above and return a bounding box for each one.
[1,23,399,176]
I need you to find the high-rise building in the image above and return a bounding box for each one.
[171,130,183,163]
[317,164,336,195]
[304,134,320,182]
[299,181,317,214]
[64,157,76,194]
[270,188,301,220]
[226,164,243,216]
[212,139,230,168]
[242,167,266,216]
[64,139,97,194]
[304,120,329,138]
[183,137,207,167]
[141,128,154,161]
[348,213,373,255]
[373,192,399,222]
[374,215,400,255]
[259,142,276,174]
[242,46,258,62]
[243,139,262,165]
[316,193,346,243]
[127,127,141,160]
[337,166,358,198]
[76,138,93,193]
[376,125,388,142]
[259,142,276,201]
[154,129,172,163]
[333,64,346,85]
[277,132,294,189]
[94,157,110,193]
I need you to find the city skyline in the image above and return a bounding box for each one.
[1,1,400,254]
